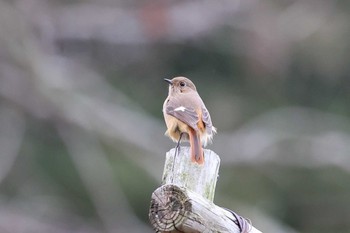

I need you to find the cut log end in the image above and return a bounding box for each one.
[149,185,191,232]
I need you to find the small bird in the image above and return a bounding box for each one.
[163,76,216,164]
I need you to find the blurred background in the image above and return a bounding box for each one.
[1,0,350,232]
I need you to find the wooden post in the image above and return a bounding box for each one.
[149,147,262,233]
[162,147,220,201]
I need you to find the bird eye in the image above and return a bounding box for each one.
[180,81,186,87]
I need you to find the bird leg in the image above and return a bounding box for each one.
[175,132,184,157]
[170,133,184,182]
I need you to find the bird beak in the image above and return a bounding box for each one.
[164,78,172,85]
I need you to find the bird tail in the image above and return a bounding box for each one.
[189,128,204,165]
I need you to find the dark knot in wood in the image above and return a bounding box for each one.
[149,184,191,232]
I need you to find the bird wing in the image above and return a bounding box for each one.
[201,105,214,135]
[165,98,199,131]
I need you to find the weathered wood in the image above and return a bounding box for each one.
[149,147,262,233]
[150,184,243,232]
[162,147,220,201]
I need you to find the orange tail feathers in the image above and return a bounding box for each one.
[189,128,204,165]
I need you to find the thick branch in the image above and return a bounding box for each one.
[149,184,261,233]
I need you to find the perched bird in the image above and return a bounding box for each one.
[163,76,216,164]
